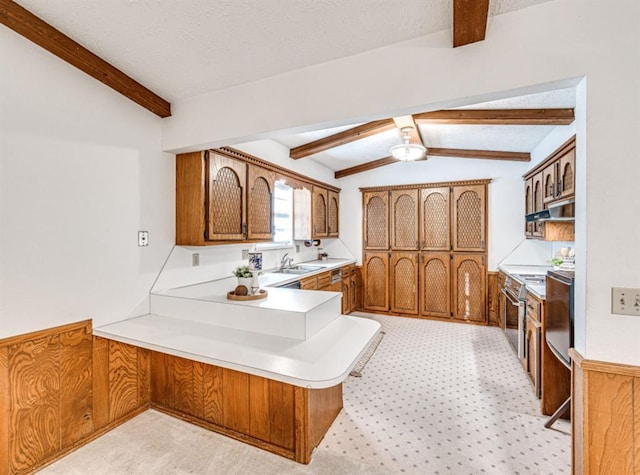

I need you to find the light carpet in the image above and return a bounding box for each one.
[39,313,570,474]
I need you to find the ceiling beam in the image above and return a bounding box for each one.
[335,147,530,178]
[453,0,490,48]
[413,108,575,125]
[0,0,171,118]
[427,148,530,161]
[290,119,396,159]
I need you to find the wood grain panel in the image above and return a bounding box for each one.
[222,369,250,434]
[586,371,634,473]
[176,152,206,245]
[59,327,93,447]
[249,375,271,442]
[171,356,195,415]
[108,340,139,422]
[487,272,499,326]
[571,355,584,475]
[192,361,205,420]
[294,387,309,464]
[307,385,343,451]
[137,348,150,409]
[634,378,640,475]
[0,347,9,474]
[269,381,295,451]
[9,335,61,473]
[453,0,489,47]
[92,336,109,430]
[203,364,224,426]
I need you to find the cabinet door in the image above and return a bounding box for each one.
[247,165,274,240]
[207,153,247,241]
[312,186,328,238]
[390,189,419,250]
[342,278,350,314]
[327,190,339,237]
[532,172,544,238]
[452,185,486,251]
[558,148,575,199]
[524,178,533,237]
[362,252,389,312]
[350,274,357,312]
[390,252,419,315]
[363,191,389,250]
[420,187,450,251]
[419,252,450,318]
[452,253,486,323]
[525,316,542,398]
[542,163,556,204]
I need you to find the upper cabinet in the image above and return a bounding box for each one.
[420,187,450,251]
[176,148,339,245]
[523,136,576,240]
[363,191,389,250]
[452,185,486,252]
[390,189,419,250]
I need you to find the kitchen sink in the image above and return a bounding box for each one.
[272,265,323,275]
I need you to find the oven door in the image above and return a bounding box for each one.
[500,288,525,360]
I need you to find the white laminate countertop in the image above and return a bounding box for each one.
[94,312,381,389]
[498,264,551,276]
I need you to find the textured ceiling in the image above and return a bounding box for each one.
[15,0,552,101]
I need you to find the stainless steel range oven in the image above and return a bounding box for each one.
[499,273,546,361]
[499,274,526,360]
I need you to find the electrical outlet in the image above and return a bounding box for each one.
[611,287,640,316]
[242,249,249,259]
[138,231,149,247]
[192,253,200,267]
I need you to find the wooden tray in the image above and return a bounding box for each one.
[227,289,268,301]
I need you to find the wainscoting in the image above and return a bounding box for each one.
[0,321,149,475]
[571,349,640,474]
[0,321,342,473]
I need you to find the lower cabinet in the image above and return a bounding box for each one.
[363,252,390,312]
[364,251,486,322]
[390,253,419,315]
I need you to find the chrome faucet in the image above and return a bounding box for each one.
[280,253,294,269]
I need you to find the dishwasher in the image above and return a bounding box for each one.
[278,280,301,290]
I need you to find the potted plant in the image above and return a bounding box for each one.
[320,252,328,262]
[232,265,254,289]
[549,257,564,270]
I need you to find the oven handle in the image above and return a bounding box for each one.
[500,288,522,306]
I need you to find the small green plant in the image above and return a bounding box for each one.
[320,252,328,257]
[549,257,564,266]
[232,265,253,278]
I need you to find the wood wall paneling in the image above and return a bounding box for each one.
[487,272,499,326]
[108,340,140,422]
[92,336,109,430]
[0,346,9,474]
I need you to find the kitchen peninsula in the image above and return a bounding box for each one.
[92,258,380,464]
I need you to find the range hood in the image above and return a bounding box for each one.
[526,199,575,223]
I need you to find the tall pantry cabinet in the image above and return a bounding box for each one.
[362,180,488,324]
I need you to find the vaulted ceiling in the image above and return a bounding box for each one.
[3,0,567,178]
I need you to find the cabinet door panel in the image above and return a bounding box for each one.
[532,172,544,238]
[208,154,247,241]
[312,186,328,238]
[420,253,451,318]
[390,189,419,250]
[558,148,575,199]
[524,178,533,237]
[328,190,339,237]
[420,187,450,250]
[390,252,419,315]
[542,163,556,204]
[363,191,389,250]
[247,165,274,240]
[452,254,486,323]
[363,252,389,312]
[452,185,486,251]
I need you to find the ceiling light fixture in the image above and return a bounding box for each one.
[389,126,426,161]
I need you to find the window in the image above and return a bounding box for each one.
[256,180,293,250]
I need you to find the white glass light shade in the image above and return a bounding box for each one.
[389,142,426,161]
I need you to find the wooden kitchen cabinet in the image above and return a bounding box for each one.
[390,252,419,315]
[420,187,450,251]
[362,252,389,312]
[390,189,419,250]
[207,152,247,241]
[363,191,389,250]
[328,190,339,237]
[524,177,533,237]
[542,162,556,205]
[452,185,486,252]
[532,172,544,238]
[451,253,486,323]
[247,165,274,240]
[312,186,328,238]
[557,147,575,199]
[525,293,542,398]
[419,252,450,318]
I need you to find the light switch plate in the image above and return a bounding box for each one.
[611,287,640,316]
[192,253,200,266]
[138,231,149,247]
[242,249,249,259]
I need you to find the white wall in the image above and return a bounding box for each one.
[163,1,640,366]
[0,28,174,337]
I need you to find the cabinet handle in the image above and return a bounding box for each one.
[242,223,247,237]
[415,240,418,249]
[481,239,485,249]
